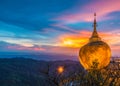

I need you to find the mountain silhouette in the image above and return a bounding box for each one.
[0,58,84,86]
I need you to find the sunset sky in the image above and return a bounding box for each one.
[0,0,120,58]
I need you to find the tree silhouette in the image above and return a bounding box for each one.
[60,59,120,86]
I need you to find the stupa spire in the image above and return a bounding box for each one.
[89,13,101,42]
[92,13,98,37]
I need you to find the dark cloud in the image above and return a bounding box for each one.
[0,0,78,32]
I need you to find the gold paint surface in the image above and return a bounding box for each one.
[79,41,111,69]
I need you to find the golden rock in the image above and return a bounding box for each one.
[79,13,111,70]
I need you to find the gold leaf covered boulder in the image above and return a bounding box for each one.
[79,13,111,70]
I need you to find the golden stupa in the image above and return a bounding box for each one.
[79,13,111,70]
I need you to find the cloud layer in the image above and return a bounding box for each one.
[0,0,120,57]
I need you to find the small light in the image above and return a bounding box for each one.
[57,66,64,73]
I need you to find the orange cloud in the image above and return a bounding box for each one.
[50,29,120,56]
[57,30,120,48]
[58,31,90,48]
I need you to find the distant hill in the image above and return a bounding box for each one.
[0,58,84,86]
[0,52,78,61]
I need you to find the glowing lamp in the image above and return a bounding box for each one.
[57,66,64,73]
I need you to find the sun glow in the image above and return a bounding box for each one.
[60,37,88,48]
[63,39,73,45]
